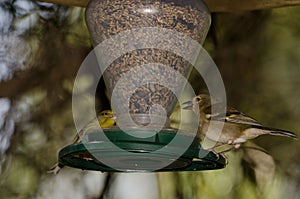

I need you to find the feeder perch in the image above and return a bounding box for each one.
[58,0,227,172]
[59,129,227,172]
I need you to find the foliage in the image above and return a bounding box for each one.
[0,1,299,198]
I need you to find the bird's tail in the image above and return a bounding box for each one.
[269,130,297,139]
[257,126,297,139]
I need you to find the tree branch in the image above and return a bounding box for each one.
[37,0,300,12]
[38,0,87,7]
[206,0,300,12]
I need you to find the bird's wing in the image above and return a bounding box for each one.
[206,104,297,139]
[73,117,100,143]
[205,104,263,126]
[72,114,117,143]
[224,107,263,126]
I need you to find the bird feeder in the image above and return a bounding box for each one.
[59,0,226,172]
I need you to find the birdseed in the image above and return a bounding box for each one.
[86,0,210,122]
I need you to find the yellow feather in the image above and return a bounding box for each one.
[74,110,116,143]
[49,110,116,174]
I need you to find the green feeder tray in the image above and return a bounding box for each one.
[59,128,227,172]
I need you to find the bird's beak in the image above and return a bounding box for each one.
[182,101,193,110]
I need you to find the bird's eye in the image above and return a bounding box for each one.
[195,97,201,102]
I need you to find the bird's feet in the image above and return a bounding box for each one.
[207,148,228,164]
[47,163,62,175]
[208,143,241,164]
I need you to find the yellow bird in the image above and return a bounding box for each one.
[48,110,116,174]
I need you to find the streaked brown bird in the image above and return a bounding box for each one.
[183,94,297,152]
[48,110,116,174]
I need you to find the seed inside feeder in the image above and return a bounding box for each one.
[86,0,211,128]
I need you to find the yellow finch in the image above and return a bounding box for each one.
[183,94,297,152]
[48,110,116,174]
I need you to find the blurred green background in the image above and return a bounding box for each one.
[0,1,299,198]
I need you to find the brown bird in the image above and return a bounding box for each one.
[182,94,297,152]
